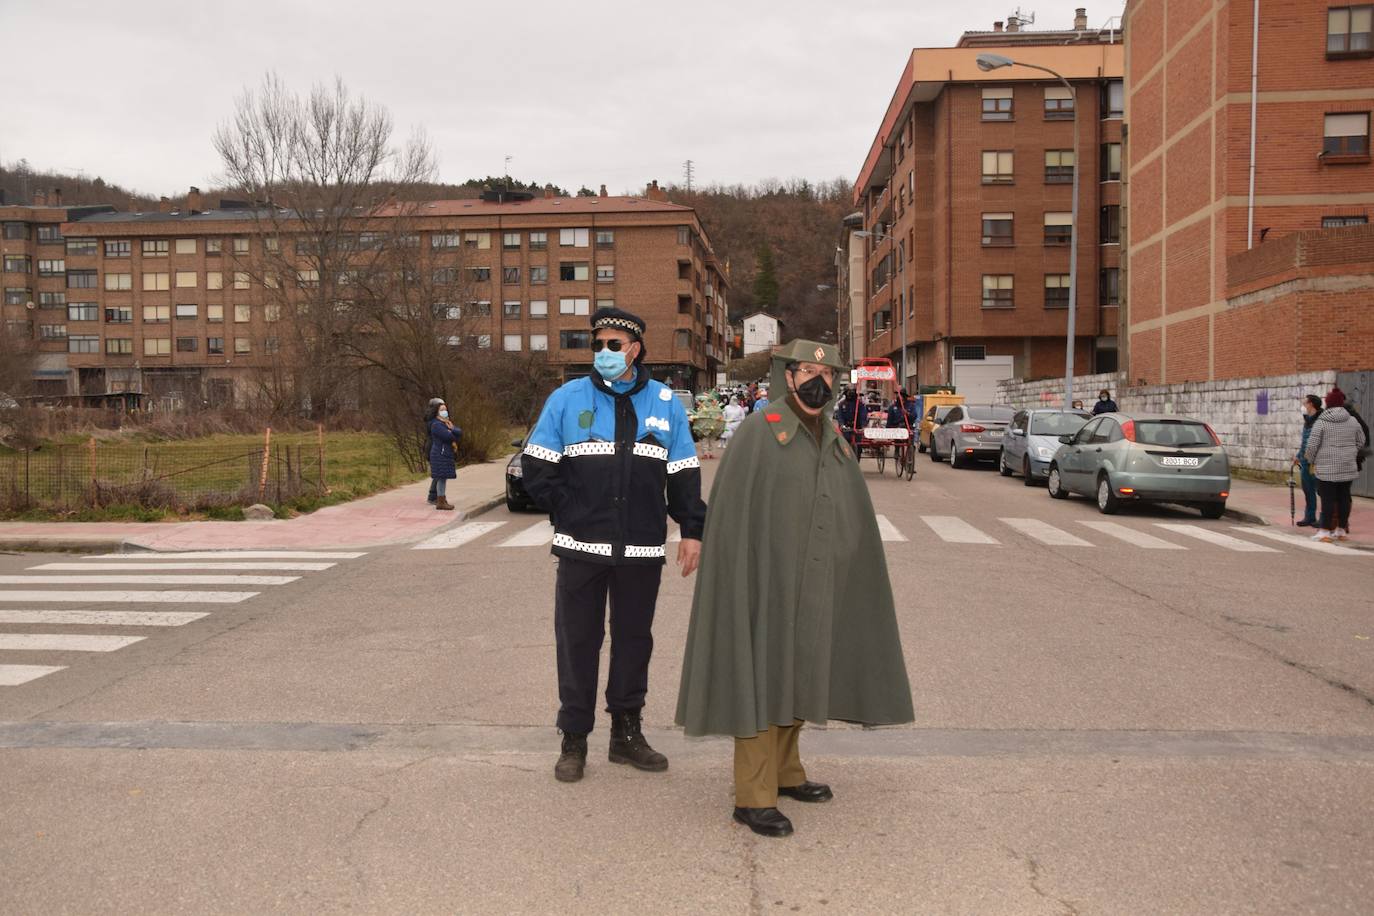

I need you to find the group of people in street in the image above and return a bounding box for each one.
[688,384,770,455]
[1295,386,1369,542]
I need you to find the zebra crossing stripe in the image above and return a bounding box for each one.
[0,665,66,686]
[31,562,336,571]
[1153,524,1278,552]
[0,590,257,604]
[875,515,908,542]
[0,634,145,652]
[1229,526,1371,556]
[499,520,556,548]
[0,610,209,626]
[0,575,299,586]
[1000,518,1094,547]
[87,551,365,560]
[413,522,508,550]
[1078,521,1186,549]
[920,516,999,545]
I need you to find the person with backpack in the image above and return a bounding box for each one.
[1305,386,1367,542]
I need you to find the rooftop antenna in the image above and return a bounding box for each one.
[1011,7,1036,25]
[683,159,695,193]
[503,154,513,192]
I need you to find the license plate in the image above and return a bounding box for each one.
[1160,456,1200,467]
[984,431,1003,439]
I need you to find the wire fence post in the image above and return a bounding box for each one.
[316,424,325,496]
[257,427,272,502]
[88,436,98,508]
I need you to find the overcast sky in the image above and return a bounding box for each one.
[2,0,1125,198]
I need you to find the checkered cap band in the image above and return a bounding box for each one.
[592,316,644,336]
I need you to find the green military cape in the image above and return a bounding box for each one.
[675,355,915,738]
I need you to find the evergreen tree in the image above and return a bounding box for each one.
[752,243,779,312]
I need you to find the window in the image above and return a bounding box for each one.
[266,235,282,252]
[69,302,98,321]
[1100,268,1120,305]
[674,329,691,348]
[104,306,133,323]
[529,299,548,318]
[104,272,132,291]
[464,231,491,250]
[37,225,64,243]
[37,259,65,276]
[982,87,1013,121]
[503,300,521,318]
[1044,212,1073,245]
[175,270,197,288]
[529,231,548,251]
[470,267,492,282]
[67,335,99,354]
[175,304,198,320]
[596,265,615,282]
[502,232,521,250]
[265,304,280,322]
[233,271,250,290]
[265,337,280,354]
[1322,214,1369,227]
[2,222,27,240]
[595,229,615,248]
[530,333,548,351]
[39,324,67,339]
[208,337,224,355]
[1101,143,1122,181]
[38,292,66,308]
[175,238,196,255]
[234,338,251,354]
[1102,80,1124,118]
[104,240,131,258]
[982,150,1014,184]
[207,271,223,290]
[432,267,459,285]
[982,213,1014,246]
[1044,274,1071,308]
[1045,150,1075,183]
[981,274,1014,308]
[206,238,223,255]
[3,287,31,305]
[468,300,492,316]
[559,228,590,247]
[143,305,171,323]
[233,237,249,255]
[677,226,691,246]
[596,298,614,310]
[144,337,171,356]
[432,232,460,250]
[176,337,198,352]
[3,256,30,273]
[142,239,169,258]
[234,305,251,323]
[1323,112,1370,157]
[502,266,521,285]
[433,303,461,320]
[503,334,522,352]
[559,262,589,281]
[1100,205,1121,244]
[1044,86,1075,120]
[559,297,590,316]
[1328,6,1373,56]
[297,269,320,288]
[207,305,224,323]
[105,337,133,355]
[530,265,548,285]
[66,238,97,257]
[143,272,170,291]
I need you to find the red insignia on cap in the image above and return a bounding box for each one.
[765,413,782,422]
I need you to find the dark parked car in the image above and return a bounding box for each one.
[506,431,535,511]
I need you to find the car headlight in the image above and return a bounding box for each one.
[507,464,523,478]
[1035,446,1057,460]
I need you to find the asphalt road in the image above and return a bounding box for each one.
[2,453,1371,914]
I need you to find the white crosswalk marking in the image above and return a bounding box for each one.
[1230,526,1371,556]
[0,610,209,626]
[31,562,336,571]
[1078,521,1187,549]
[0,634,145,652]
[0,590,257,604]
[88,551,365,560]
[499,520,556,548]
[0,665,66,686]
[875,515,908,542]
[921,516,999,545]
[1000,518,1094,546]
[1153,524,1278,552]
[413,522,507,550]
[0,574,298,586]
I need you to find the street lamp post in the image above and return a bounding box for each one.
[977,53,1080,411]
[854,230,906,386]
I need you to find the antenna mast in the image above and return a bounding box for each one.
[682,159,695,192]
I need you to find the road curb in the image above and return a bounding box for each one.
[457,493,507,521]
[1223,505,1269,526]
[0,538,129,554]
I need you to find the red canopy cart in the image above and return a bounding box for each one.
[844,358,916,480]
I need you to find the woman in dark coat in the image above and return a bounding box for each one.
[427,399,462,511]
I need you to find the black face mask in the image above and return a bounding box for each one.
[793,374,833,410]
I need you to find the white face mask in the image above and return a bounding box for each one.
[439,410,449,419]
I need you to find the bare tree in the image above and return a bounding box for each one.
[0,320,37,401]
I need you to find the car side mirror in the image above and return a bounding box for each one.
[1010,428,1025,436]
[511,439,524,448]
[1058,434,1074,444]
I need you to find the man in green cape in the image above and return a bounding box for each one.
[675,339,914,838]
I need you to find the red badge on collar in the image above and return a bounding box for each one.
[765,413,782,422]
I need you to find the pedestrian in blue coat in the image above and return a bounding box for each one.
[427,400,462,511]
[1293,394,1322,526]
[424,397,444,505]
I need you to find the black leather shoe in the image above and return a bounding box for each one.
[1296,519,1315,527]
[778,781,833,803]
[733,807,794,838]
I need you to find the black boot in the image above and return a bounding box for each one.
[608,711,668,772]
[554,732,587,783]
[733,807,794,838]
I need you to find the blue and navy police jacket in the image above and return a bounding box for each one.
[521,367,706,566]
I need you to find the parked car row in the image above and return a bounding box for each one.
[928,405,1232,518]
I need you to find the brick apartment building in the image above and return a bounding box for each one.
[850,9,1125,400]
[1,183,729,406]
[1122,0,1373,384]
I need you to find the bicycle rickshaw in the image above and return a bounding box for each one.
[843,358,916,481]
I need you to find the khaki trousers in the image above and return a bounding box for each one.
[733,719,807,808]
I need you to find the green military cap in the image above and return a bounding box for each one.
[771,338,849,371]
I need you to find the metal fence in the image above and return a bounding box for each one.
[0,432,327,514]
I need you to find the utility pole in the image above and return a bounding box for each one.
[682,159,695,192]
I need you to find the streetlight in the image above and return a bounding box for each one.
[854,229,907,386]
[977,52,1081,411]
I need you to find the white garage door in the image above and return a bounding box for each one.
[952,355,1014,405]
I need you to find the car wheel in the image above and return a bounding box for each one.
[1199,502,1226,520]
[929,437,941,462]
[949,442,961,468]
[917,440,927,454]
[998,450,1013,476]
[1047,465,1067,499]
[1022,456,1037,487]
[1096,474,1121,515]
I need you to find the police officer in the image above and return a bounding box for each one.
[522,307,706,783]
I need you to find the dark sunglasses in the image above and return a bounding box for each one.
[591,339,632,352]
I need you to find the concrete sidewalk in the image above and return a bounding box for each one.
[1227,476,1374,547]
[0,460,510,553]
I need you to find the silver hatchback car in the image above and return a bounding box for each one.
[999,408,1091,485]
[1046,413,1231,517]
